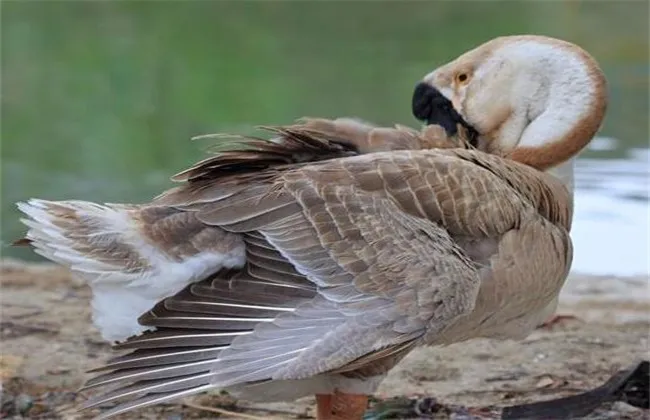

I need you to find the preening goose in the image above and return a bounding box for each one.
[15,35,607,420]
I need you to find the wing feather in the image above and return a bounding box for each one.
[75,122,572,418]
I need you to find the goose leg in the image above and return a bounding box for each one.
[316,391,369,420]
[316,394,333,419]
[537,314,580,329]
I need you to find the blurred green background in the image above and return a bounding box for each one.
[1,1,648,261]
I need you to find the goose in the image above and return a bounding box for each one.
[15,34,607,420]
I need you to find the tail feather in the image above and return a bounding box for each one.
[76,267,320,418]
[16,198,246,342]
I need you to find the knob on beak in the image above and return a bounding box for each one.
[411,82,479,145]
[412,82,459,136]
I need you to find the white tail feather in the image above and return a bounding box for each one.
[16,199,246,342]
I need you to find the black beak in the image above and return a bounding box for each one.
[412,82,479,145]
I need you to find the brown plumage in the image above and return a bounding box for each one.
[15,35,607,420]
[23,122,569,418]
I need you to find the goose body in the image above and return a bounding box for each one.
[15,35,607,420]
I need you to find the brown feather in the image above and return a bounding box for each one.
[64,120,573,418]
[11,237,32,246]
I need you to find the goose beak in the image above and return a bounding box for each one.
[412,82,479,141]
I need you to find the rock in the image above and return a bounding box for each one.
[14,393,33,415]
[0,354,24,380]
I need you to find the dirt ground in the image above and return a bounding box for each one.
[1,258,648,419]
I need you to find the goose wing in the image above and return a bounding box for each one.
[164,154,484,380]
[80,125,571,418]
[81,160,483,417]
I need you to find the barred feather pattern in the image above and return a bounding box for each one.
[16,120,573,419]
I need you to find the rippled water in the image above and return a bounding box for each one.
[572,143,649,276]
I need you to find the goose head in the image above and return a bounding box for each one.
[412,35,608,191]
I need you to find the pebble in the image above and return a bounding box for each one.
[14,393,33,415]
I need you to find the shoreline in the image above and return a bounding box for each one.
[1,258,648,419]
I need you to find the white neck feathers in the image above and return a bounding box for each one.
[514,42,596,150]
[501,38,607,183]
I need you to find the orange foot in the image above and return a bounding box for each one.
[537,314,580,329]
[316,391,369,420]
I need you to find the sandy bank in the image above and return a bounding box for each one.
[1,258,648,419]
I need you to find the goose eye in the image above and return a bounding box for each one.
[457,73,469,83]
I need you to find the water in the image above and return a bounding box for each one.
[573,146,649,276]
[2,2,648,277]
